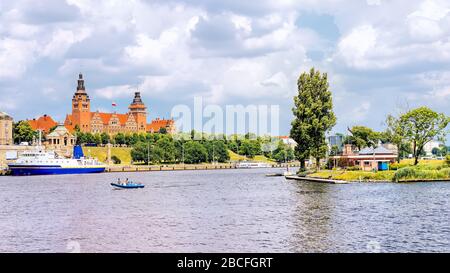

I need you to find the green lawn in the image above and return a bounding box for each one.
[309,159,449,182]
[309,170,396,182]
[82,146,132,165]
[84,147,274,165]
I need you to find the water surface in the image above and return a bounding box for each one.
[0,169,448,252]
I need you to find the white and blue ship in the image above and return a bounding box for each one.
[8,145,106,176]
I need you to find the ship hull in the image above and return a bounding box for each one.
[8,165,105,176]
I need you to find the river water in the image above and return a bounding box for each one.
[0,168,449,253]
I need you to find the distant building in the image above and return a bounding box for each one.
[328,135,344,152]
[63,73,175,135]
[277,136,297,149]
[28,114,58,133]
[331,144,397,171]
[45,125,76,157]
[0,111,13,145]
[423,140,442,156]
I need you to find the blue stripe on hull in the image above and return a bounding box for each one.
[10,167,105,176]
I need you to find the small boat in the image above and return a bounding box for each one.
[266,173,284,177]
[236,161,272,169]
[110,182,145,189]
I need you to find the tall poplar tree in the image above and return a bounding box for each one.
[290,68,336,170]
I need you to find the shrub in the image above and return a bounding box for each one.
[393,166,450,182]
[389,162,412,170]
[111,155,121,164]
[446,155,450,166]
[346,166,361,171]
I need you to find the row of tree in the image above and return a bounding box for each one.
[130,134,295,164]
[130,135,231,164]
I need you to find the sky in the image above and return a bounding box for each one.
[0,0,449,140]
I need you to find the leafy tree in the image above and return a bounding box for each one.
[13,121,37,144]
[159,127,168,134]
[291,68,336,170]
[345,126,380,149]
[272,141,295,163]
[84,132,95,144]
[155,136,176,162]
[204,140,230,163]
[93,133,102,145]
[184,141,208,164]
[100,132,110,145]
[386,114,406,163]
[114,133,126,145]
[397,107,449,165]
[329,145,340,156]
[227,141,239,153]
[238,139,261,158]
[131,141,163,164]
[432,147,441,156]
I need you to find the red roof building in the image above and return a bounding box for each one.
[28,114,58,133]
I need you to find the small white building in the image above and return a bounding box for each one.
[278,136,297,149]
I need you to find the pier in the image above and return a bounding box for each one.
[285,175,350,184]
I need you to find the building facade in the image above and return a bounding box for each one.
[45,125,76,157]
[64,74,175,135]
[331,144,397,171]
[0,111,13,145]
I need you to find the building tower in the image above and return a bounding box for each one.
[128,91,147,132]
[71,73,91,132]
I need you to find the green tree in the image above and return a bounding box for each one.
[345,126,380,149]
[100,132,110,145]
[238,139,261,158]
[386,114,406,163]
[13,121,37,144]
[114,133,126,145]
[272,141,295,163]
[432,147,442,156]
[290,68,336,170]
[130,142,163,164]
[204,140,230,163]
[398,107,449,165]
[329,145,340,156]
[184,141,208,164]
[93,133,102,145]
[159,127,168,134]
[155,136,176,162]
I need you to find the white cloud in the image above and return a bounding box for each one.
[0,38,38,79]
[94,84,135,100]
[336,25,378,69]
[42,28,91,58]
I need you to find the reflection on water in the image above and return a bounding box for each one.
[0,169,449,252]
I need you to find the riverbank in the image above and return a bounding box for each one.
[0,162,299,175]
[106,162,298,173]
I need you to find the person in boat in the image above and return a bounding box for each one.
[117,178,121,184]
[125,178,129,185]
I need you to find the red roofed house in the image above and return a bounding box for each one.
[28,114,58,133]
[64,74,175,135]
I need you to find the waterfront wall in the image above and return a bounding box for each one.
[0,145,30,171]
[106,163,300,173]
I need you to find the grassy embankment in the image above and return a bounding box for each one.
[83,147,274,165]
[228,150,274,163]
[82,146,132,165]
[308,159,450,182]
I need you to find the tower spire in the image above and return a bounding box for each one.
[77,73,85,91]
